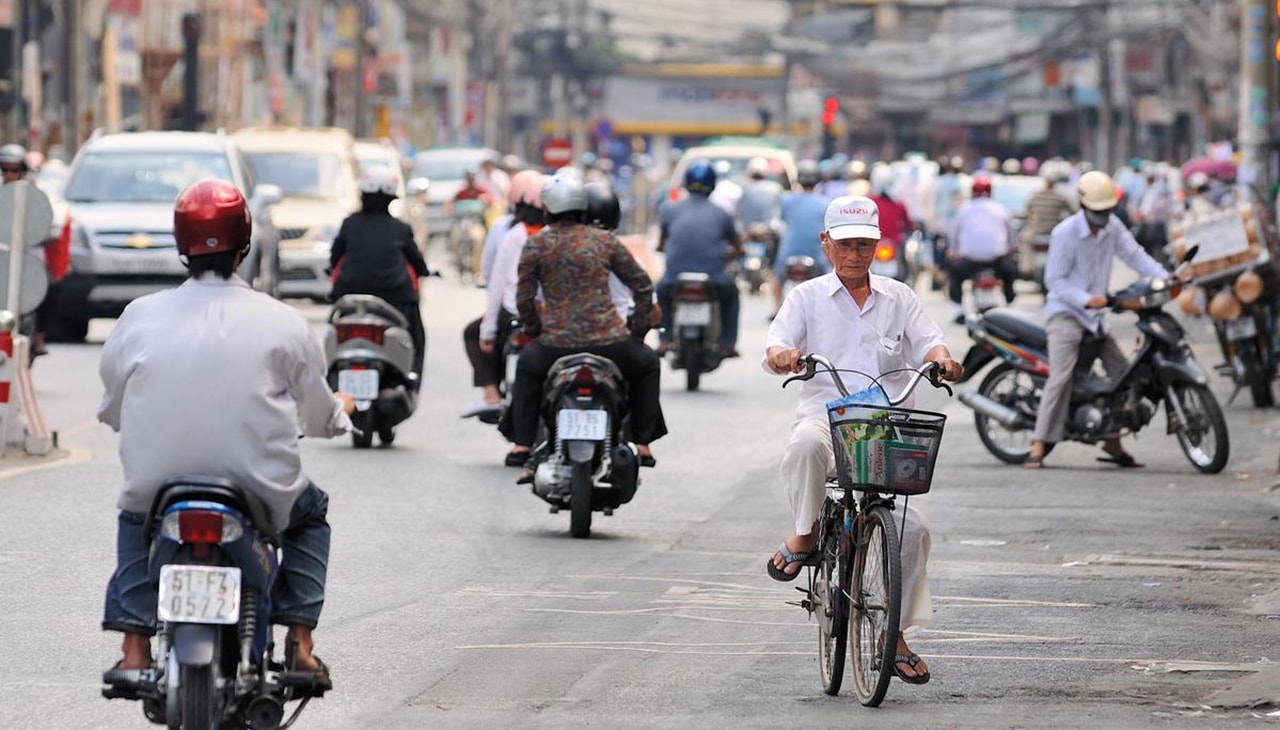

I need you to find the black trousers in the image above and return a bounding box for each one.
[948,256,1017,306]
[463,308,515,388]
[511,338,668,448]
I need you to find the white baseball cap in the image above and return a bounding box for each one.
[824,195,881,240]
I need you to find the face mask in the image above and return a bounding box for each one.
[1084,208,1112,228]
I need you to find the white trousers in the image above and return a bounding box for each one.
[781,418,933,633]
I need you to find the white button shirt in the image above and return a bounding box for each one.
[763,273,947,421]
[98,275,351,530]
[1044,211,1166,333]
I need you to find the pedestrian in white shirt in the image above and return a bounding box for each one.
[947,175,1017,322]
[1026,171,1171,469]
[99,180,355,691]
[763,195,962,685]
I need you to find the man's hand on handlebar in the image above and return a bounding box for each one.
[926,356,963,383]
[767,346,807,374]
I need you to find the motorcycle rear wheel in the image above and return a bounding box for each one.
[180,665,217,730]
[683,340,702,392]
[1171,383,1229,474]
[974,364,1037,463]
[351,410,374,449]
[568,461,593,539]
[1236,339,1275,408]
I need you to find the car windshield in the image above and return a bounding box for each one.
[413,156,482,181]
[244,152,349,199]
[682,154,791,188]
[63,152,233,203]
[355,151,392,174]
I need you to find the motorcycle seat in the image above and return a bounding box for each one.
[982,308,1048,353]
[144,476,279,543]
[328,295,409,329]
[546,353,626,388]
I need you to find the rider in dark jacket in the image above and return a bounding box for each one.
[329,165,429,385]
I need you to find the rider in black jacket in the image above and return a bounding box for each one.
[329,165,429,386]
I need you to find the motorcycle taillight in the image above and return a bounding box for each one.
[511,331,533,348]
[573,365,595,383]
[336,323,385,345]
[677,285,708,302]
[875,243,896,262]
[178,510,224,544]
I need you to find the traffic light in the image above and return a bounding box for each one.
[822,96,839,127]
[821,96,839,158]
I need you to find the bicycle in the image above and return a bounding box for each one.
[782,355,951,706]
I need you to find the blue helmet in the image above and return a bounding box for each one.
[684,159,716,195]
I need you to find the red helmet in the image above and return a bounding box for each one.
[971,175,992,197]
[173,180,251,257]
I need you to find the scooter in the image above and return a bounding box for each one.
[779,255,821,303]
[956,256,1229,474]
[666,272,724,391]
[526,353,640,538]
[102,477,327,729]
[968,267,1002,315]
[738,223,775,295]
[323,295,417,448]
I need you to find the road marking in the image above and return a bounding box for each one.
[1064,554,1280,575]
[934,595,1098,608]
[457,587,617,600]
[0,448,91,482]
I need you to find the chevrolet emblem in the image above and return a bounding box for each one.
[126,234,155,249]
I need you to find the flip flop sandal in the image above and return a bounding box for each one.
[102,660,151,688]
[279,654,334,696]
[893,653,932,685]
[1023,455,1044,469]
[1097,453,1144,468]
[765,542,819,583]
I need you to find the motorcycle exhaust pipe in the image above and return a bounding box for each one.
[958,390,1027,430]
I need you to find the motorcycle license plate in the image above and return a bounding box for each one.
[674,302,712,327]
[157,565,242,625]
[557,409,608,441]
[1226,317,1258,340]
[974,286,1001,310]
[744,241,767,258]
[338,369,380,401]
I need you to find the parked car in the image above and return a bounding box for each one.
[354,138,422,247]
[233,126,361,301]
[409,146,499,240]
[53,130,280,342]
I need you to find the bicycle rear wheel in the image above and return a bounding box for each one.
[849,504,901,707]
[815,498,849,696]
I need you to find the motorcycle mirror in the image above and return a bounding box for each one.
[1181,244,1199,264]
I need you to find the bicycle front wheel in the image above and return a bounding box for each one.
[849,504,901,707]
[815,500,849,696]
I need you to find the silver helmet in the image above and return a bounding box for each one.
[540,173,588,215]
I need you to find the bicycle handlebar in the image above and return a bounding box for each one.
[782,354,952,405]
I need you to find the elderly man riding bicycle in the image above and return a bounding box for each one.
[764,195,963,686]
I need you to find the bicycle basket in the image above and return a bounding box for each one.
[827,402,946,495]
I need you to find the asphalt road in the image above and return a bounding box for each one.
[1,258,1278,729]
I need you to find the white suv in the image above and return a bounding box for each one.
[54,130,280,342]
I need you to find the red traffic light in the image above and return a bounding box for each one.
[821,96,839,126]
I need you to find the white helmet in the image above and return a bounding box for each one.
[1186,171,1210,191]
[1077,170,1117,212]
[746,156,770,178]
[359,165,399,197]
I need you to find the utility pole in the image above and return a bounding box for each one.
[1239,0,1270,191]
[1096,2,1113,173]
[9,0,24,142]
[447,0,467,144]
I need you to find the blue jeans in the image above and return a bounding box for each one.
[103,484,331,636]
